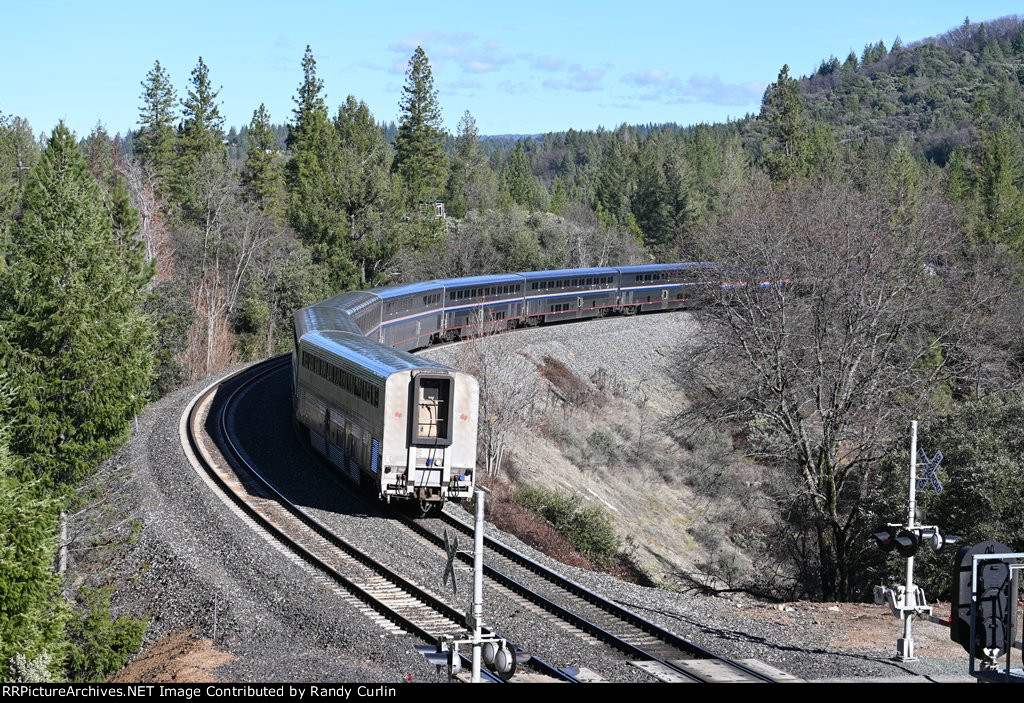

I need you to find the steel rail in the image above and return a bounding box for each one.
[189,356,573,683]
[407,509,776,682]
[240,358,773,682]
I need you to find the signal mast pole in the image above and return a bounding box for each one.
[900,420,920,661]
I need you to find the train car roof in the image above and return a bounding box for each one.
[294,304,361,337]
[372,280,444,299]
[614,262,711,273]
[439,273,524,288]
[310,290,380,316]
[517,266,617,279]
[301,330,454,379]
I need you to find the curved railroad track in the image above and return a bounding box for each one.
[183,356,574,683]
[187,329,794,682]
[403,509,781,682]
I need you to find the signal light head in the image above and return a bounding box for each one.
[895,530,921,557]
[872,528,898,552]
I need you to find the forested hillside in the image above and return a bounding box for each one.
[2,14,1024,680]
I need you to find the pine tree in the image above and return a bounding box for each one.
[595,126,637,225]
[81,123,115,185]
[285,47,356,290]
[549,176,568,214]
[242,103,285,220]
[393,46,448,208]
[761,65,812,182]
[0,395,67,681]
[447,110,496,217]
[0,124,155,487]
[175,57,225,205]
[335,96,391,220]
[335,96,395,283]
[501,141,544,211]
[632,137,673,250]
[978,121,1024,249]
[287,46,327,156]
[136,61,177,195]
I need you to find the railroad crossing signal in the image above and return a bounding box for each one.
[916,448,943,494]
[443,528,459,596]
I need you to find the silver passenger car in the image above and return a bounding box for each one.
[294,329,478,509]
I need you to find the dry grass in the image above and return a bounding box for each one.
[110,629,233,683]
[538,355,595,406]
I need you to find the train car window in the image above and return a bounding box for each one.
[411,376,453,446]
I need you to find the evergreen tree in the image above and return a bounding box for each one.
[632,137,673,250]
[501,141,545,212]
[977,121,1024,248]
[685,125,723,218]
[663,145,700,235]
[595,126,637,225]
[285,47,356,290]
[393,46,448,207]
[335,96,395,283]
[883,137,923,231]
[0,124,154,487]
[81,123,116,185]
[761,65,812,182]
[0,399,67,681]
[135,61,177,194]
[242,103,285,220]
[2,115,39,266]
[175,57,225,207]
[334,96,391,220]
[287,46,327,155]
[549,176,568,214]
[447,110,496,217]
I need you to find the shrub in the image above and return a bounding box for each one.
[65,588,145,683]
[515,485,621,566]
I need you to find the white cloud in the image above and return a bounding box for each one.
[621,69,766,106]
[543,65,606,92]
[388,31,514,75]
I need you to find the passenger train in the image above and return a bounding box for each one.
[292,262,711,513]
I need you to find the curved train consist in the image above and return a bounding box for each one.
[292,262,709,513]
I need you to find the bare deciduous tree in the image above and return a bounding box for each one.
[456,317,542,479]
[676,180,1016,600]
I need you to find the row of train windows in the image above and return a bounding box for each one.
[549,302,573,312]
[448,284,521,301]
[301,351,381,408]
[531,276,612,290]
[634,272,674,282]
[384,293,442,315]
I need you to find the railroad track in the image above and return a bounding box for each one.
[193,355,793,683]
[410,510,787,682]
[183,356,573,683]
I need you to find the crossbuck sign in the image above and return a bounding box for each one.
[916,449,943,494]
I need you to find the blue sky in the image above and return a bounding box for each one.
[2,1,1021,138]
